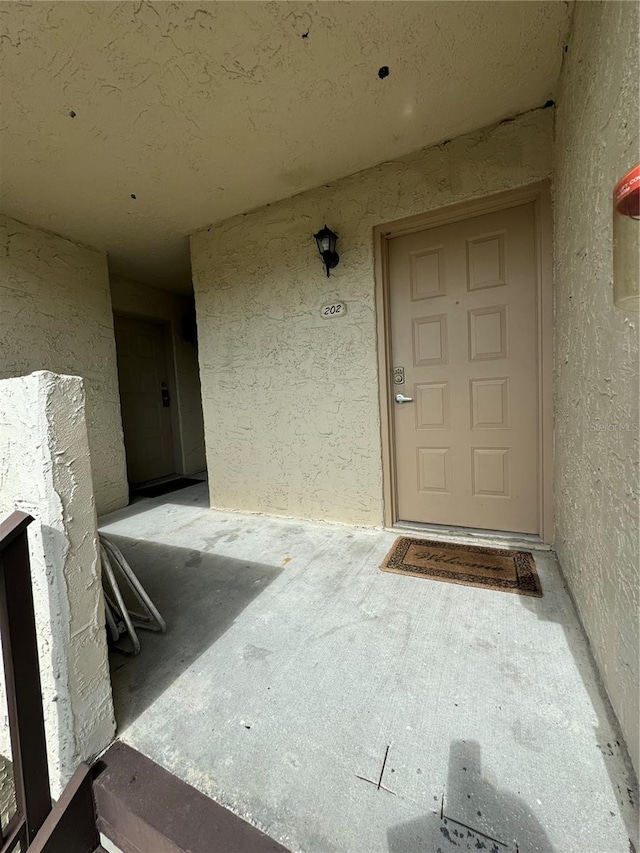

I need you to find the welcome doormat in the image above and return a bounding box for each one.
[380,537,542,597]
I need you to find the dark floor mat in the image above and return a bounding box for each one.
[132,478,204,499]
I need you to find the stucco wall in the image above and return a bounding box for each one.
[0,216,127,514]
[110,276,206,475]
[0,372,115,796]
[191,109,553,526]
[553,1,639,775]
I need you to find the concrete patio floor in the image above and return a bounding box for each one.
[99,482,638,853]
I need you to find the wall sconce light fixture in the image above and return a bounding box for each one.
[313,225,340,277]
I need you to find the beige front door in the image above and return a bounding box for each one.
[389,202,539,534]
[114,314,176,485]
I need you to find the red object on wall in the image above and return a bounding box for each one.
[614,163,640,218]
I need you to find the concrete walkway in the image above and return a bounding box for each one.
[100,483,638,853]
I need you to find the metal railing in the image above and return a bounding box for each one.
[0,511,51,851]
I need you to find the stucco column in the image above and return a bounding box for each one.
[0,371,115,796]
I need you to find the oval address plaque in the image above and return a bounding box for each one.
[320,302,346,318]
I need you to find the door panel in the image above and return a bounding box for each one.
[114,315,176,485]
[389,203,539,534]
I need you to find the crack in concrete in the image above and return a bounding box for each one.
[355,744,396,795]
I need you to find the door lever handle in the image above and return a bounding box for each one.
[395,394,414,404]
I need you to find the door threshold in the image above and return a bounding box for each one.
[390,520,551,552]
[131,472,206,490]
[131,473,178,489]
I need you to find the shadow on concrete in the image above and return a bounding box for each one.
[388,740,554,853]
[106,533,282,730]
[517,556,638,846]
[130,480,210,509]
[98,481,211,526]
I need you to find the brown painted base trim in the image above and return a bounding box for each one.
[93,742,289,853]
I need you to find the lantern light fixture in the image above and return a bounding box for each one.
[313,225,340,277]
[613,163,640,312]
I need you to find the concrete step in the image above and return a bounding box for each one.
[93,741,289,853]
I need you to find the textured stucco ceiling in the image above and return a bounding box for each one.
[0,1,572,292]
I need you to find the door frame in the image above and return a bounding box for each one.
[373,181,553,542]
